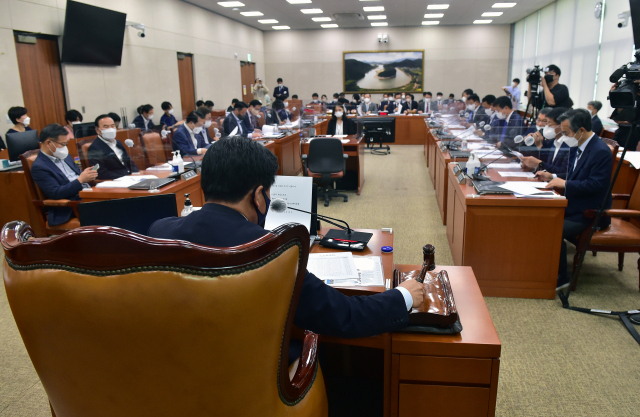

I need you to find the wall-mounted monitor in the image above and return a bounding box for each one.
[61,0,127,66]
[343,50,424,94]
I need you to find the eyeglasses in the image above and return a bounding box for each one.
[53,140,69,147]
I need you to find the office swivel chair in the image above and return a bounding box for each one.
[302,138,348,207]
[1,221,328,417]
[76,136,97,170]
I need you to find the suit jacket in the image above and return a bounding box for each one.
[242,113,259,134]
[538,140,571,174]
[403,101,418,112]
[87,138,139,180]
[30,152,82,226]
[387,102,403,114]
[592,115,603,135]
[379,100,390,111]
[264,108,281,125]
[196,127,213,146]
[485,116,505,143]
[223,113,248,137]
[557,135,612,226]
[418,101,434,113]
[498,112,526,148]
[172,124,207,156]
[132,115,155,130]
[327,117,357,136]
[524,124,538,136]
[273,85,289,101]
[359,102,378,114]
[148,203,410,338]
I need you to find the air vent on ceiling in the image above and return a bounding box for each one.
[332,13,364,22]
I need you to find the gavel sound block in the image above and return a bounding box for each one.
[393,245,459,327]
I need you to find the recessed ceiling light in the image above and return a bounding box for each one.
[422,20,440,25]
[492,2,516,7]
[258,19,279,24]
[218,1,244,7]
[273,25,291,30]
[360,0,380,1]
[363,6,384,11]
[367,15,387,20]
[482,12,503,16]
[473,19,492,24]
[240,11,263,16]
[321,24,339,28]
[427,4,449,10]
[301,8,323,14]
[312,17,332,22]
[286,0,311,3]
[424,13,444,18]
[371,22,388,26]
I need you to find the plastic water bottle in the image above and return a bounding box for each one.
[461,138,468,151]
[466,151,481,176]
[181,193,193,217]
[170,151,180,174]
[176,152,184,174]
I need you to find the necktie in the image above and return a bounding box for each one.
[573,148,583,172]
[501,120,508,142]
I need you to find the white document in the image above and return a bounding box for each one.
[95,175,159,188]
[146,163,173,171]
[498,171,535,178]
[514,192,561,199]
[504,181,549,189]
[341,139,351,143]
[308,252,359,283]
[264,176,313,233]
[353,256,384,286]
[332,135,348,138]
[499,182,549,195]
[486,162,521,169]
[619,151,640,169]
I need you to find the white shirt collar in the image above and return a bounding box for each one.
[184,124,194,135]
[578,132,595,152]
[506,111,514,123]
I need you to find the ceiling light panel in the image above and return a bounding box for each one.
[473,19,492,24]
[312,17,331,21]
[367,15,386,20]
[218,1,244,6]
[422,20,440,25]
[482,12,503,16]
[371,22,388,26]
[427,4,449,10]
[492,2,516,7]
[258,19,278,23]
[321,24,339,28]
[240,11,263,16]
[273,25,291,29]
[363,6,384,11]
[301,8,323,13]
[424,13,444,18]
[286,0,311,3]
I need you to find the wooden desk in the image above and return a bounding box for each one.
[434,140,470,225]
[446,164,566,299]
[301,135,366,195]
[269,130,303,176]
[391,265,501,417]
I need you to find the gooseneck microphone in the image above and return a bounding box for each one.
[270,199,353,234]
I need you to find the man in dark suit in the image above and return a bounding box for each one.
[387,92,404,114]
[418,92,433,114]
[30,124,98,226]
[536,109,613,290]
[148,137,425,340]
[223,101,263,138]
[402,94,419,114]
[520,107,570,174]
[87,115,139,180]
[493,96,525,149]
[273,78,289,101]
[588,100,604,135]
[243,100,264,136]
[172,111,209,157]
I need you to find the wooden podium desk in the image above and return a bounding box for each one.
[446,164,567,299]
[301,135,366,195]
[269,130,303,176]
[305,229,500,417]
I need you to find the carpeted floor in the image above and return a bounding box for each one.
[1,145,639,416]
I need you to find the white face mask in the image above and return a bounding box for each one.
[364,98,371,103]
[543,126,557,139]
[22,117,31,127]
[334,111,344,118]
[512,82,517,88]
[461,97,467,103]
[278,83,283,87]
[467,104,476,111]
[536,125,543,131]
[147,114,154,120]
[284,102,289,108]
[437,96,442,100]
[425,98,431,102]
[485,109,494,116]
[101,128,117,140]
[168,109,174,115]
[495,111,506,120]
[193,126,203,134]
[562,134,579,147]
[49,142,69,160]
[401,94,406,99]
[204,120,212,128]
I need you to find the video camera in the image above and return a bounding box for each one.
[525,65,550,90]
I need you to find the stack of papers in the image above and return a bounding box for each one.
[95,175,159,188]
[307,252,384,287]
[146,163,173,171]
[486,162,521,169]
[498,182,558,198]
[498,171,535,178]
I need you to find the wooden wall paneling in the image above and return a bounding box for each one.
[14,37,66,132]
[177,54,196,120]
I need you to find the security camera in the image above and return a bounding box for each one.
[126,21,146,38]
[138,29,146,38]
[618,11,630,28]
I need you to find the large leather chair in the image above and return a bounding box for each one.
[19,150,81,236]
[1,221,328,417]
[302,138,348,207]
[140,130,172,169]
[76,136,97,171]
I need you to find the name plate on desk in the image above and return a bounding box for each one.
[452,164,461,175]
[440,144,447,152]
[457,172,466,184]
[180,170,198,181]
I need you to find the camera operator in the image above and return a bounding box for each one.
[528,64,572,109]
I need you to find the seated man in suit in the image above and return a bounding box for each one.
[493,96,525,149]
[379,93,391,111]
[196,106,216,145]
[30,124,98,226]
[435,92,444,111]
[243,100,264,137]
[132,104,155,130]
[87,115,139,180]
[520,107,570,174]
[310,93,320,104]
[522,106,551,137]
[418,92,433,114]
[223,101,262,138]
[160,101,179,129]
[148,137,424,341]
[172,111,209,156]
[536,109,613,290]
[387,92,404,114]
[359,93,378,115]
[463,94,484,126]
[587,100,604,135]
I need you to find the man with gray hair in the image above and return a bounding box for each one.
[587,100,604,135]
[535,108,613,291]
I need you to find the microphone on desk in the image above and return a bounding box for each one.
[513,135,535,147]
[124,139,181,179]
[270,198,354,235]
[472,148,509,181]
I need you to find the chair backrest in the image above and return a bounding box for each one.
[18,150,48,232]
[601,138,620,173]
[140,131,172,167]
[308,138,344,173]
[1,222,319,416]
[76,136,97,171]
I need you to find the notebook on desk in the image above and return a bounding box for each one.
[127,178,176,190]
[473,180,514,195]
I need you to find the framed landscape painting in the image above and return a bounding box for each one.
[343,50,424,93]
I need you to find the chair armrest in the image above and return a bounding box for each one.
[290,330,319,390]
[41,200,80,218]
[606,209,640,218]
[612,193,631,201]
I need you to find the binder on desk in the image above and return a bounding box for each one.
[473,180,514,195]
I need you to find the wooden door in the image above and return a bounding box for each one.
[240,61,255,104]
[177,53,195,119]
[14,34,66,133]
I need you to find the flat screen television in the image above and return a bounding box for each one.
[61,0,127,66]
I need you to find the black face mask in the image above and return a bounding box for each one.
[544,74,554,84]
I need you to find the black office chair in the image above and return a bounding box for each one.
[302,138,348,207]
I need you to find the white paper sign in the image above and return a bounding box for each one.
[264,176,313,233]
